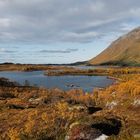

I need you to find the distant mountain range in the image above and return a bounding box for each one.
[88,27,140,66]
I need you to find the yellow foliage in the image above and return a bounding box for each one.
[8,128,20,140]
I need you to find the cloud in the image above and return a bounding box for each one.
[0,48,5,52]
[39,48,78,54]
[120,23,140,32]
[0,47,16,53]
[0,18,10,27]
[0,0,140,44]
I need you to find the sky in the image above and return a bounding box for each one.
[0,0,140,64]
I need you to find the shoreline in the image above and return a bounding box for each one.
[0,68,140,139]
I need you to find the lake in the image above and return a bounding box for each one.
[0,71,115,92]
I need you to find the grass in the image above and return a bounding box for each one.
[0,66,140,139]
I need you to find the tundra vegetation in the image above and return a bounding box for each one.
[0,63,75,72]
[0,65,140,140]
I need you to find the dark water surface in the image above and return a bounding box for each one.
[0,71,115,92]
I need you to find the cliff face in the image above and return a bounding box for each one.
[89,27,140,66]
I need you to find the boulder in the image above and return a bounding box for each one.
[65,123,102,140]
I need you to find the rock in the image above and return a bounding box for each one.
[28,97,45,105]
[133,99,140,106]
[95,134,108,140]
[68,105,86,112]
[106,101,118,109]
[65,123,102,140]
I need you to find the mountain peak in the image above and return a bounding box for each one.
[89,27,140,66]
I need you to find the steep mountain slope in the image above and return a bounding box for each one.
[89,27,140,66]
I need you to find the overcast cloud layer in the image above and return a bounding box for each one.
[0,0,140,63]
[0,0,140,44]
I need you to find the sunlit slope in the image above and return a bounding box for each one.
[89,27,140,66]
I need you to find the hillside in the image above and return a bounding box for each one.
[89,27,140,66]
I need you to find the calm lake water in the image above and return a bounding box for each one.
[0,71,115,92]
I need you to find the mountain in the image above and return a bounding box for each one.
[89,27,140,66]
